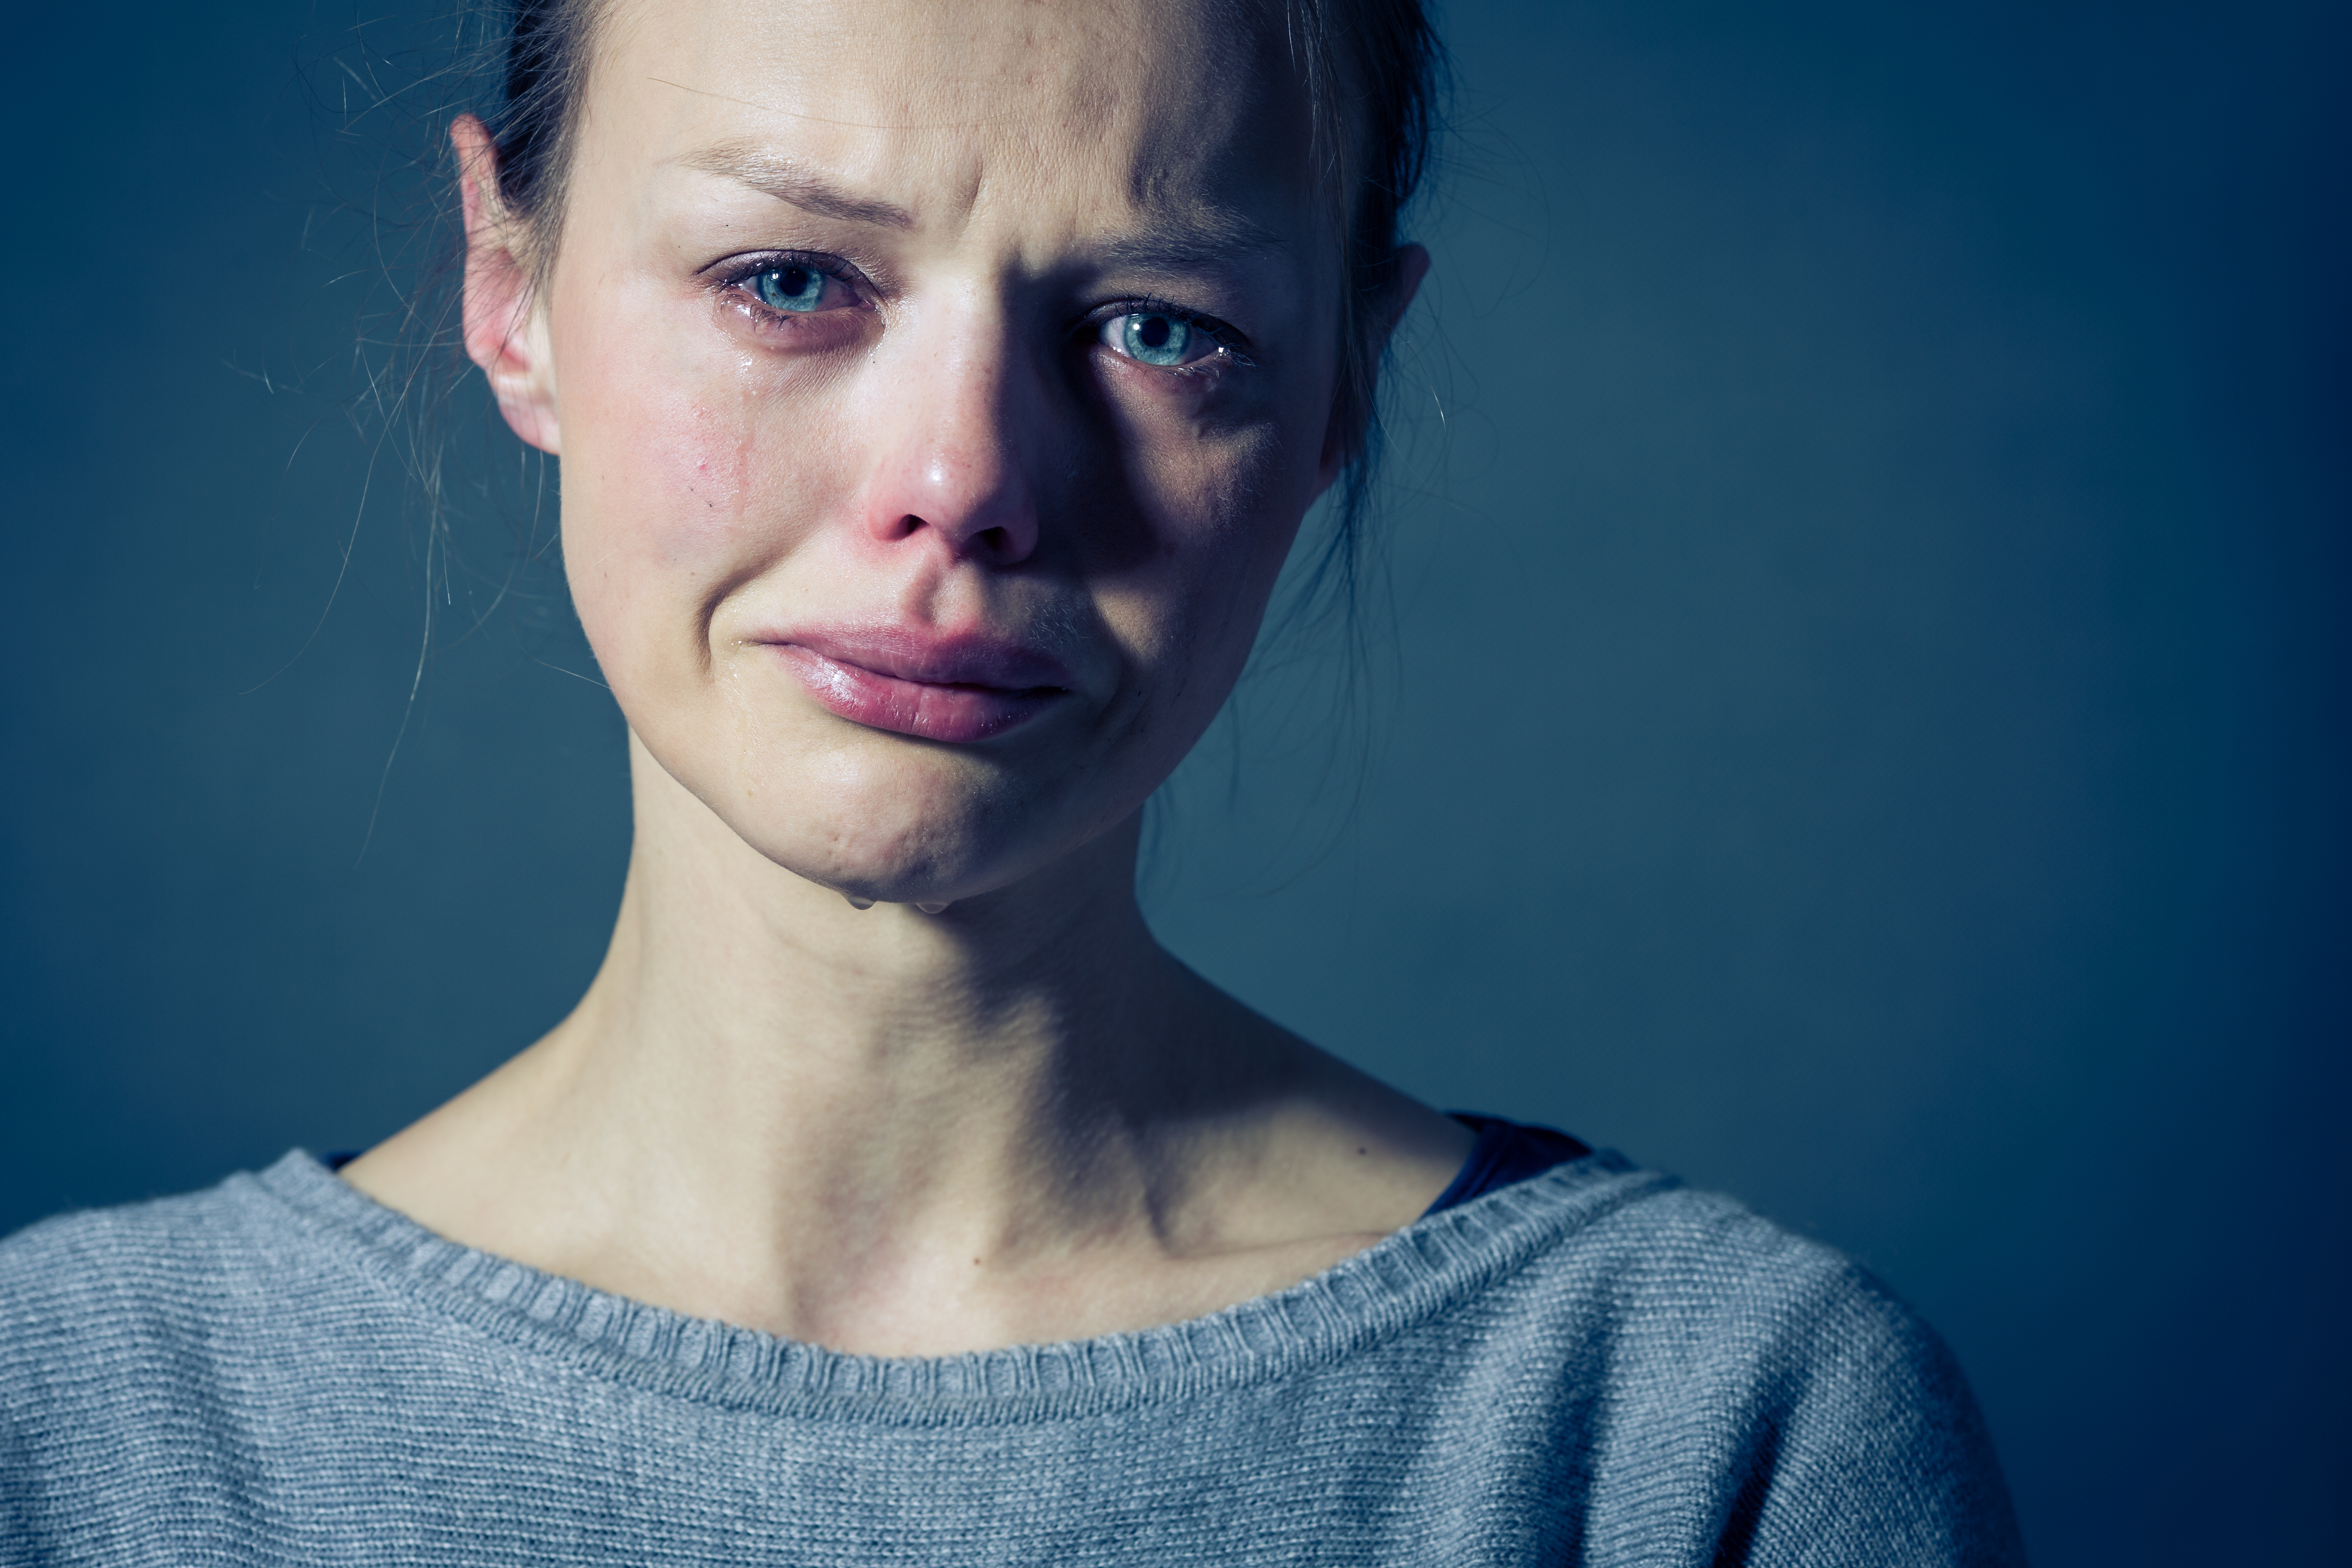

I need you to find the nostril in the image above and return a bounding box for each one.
[864,489,1037,562]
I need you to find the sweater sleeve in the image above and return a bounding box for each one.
[1714,1257,2027,1568]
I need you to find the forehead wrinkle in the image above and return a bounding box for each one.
[675,141,915,229]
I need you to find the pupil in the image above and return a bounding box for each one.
[761,266,819,310]
[1138,316,1171,349]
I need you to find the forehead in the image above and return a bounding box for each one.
[584,0,1315,246]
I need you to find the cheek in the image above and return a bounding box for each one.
[553,294,840,685]
[1091,388,1320,691]
[564,314,760,566]
[1049,454,1298,802]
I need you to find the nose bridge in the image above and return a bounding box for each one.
[861,294,1041,566]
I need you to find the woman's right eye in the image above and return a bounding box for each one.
[740,263,846,315]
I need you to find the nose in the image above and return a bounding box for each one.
[858,320,1042,568]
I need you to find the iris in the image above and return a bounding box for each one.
[1121,312,1193,365]
[755,266,826,313]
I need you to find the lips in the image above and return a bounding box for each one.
[759,627,1074,744]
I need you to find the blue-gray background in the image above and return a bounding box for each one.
[3,1,2344,1560]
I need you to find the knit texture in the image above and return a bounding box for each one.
[0,1150,2023,1566]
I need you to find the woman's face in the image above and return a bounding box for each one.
[517,0,1355,904]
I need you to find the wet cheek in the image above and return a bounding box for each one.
[570,345,857,583]
[555,344,771,687]
[556,287,753,546]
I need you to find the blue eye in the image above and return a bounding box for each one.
[1112,311,1197,366]
[753,265,826,313]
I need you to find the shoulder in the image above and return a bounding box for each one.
[1455,1158,1958,1375]
[0,1160,338,1432]
[1436,1155,1909,1336]
[1417,1158,2025,1565]
[1,1166,293,1320]
[1534,1169,1948,1365]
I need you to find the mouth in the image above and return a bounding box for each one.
[759,628,1074,744]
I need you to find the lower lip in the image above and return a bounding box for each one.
[770,645,1065,744]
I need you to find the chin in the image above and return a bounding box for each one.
[629,673,1165,909]
[705,742,1096,907]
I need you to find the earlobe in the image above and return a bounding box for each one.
[453,115,561,455]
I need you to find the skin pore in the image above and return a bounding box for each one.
[341,0,1465,1357]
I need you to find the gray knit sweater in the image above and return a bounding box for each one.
[0,1149,2023,1565]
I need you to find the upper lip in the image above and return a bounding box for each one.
[757,624,1077,693]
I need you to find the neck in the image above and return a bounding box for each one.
[343,734,1471,1354]
[593,744,1184,1102]
[565,736,1245,1221]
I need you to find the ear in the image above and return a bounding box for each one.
[454,115,561,455]
[1316,243,1431,492]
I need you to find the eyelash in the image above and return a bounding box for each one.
[713,252,869,321]
[1091,298,1255,376]
[709,256,1252,375]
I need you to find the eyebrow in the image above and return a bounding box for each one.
[675,142,1293,273]
[678,144,915,229]
[1096,212,1292,273]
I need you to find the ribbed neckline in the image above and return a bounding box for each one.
[248,1145,1667,1426]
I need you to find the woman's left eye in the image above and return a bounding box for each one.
[1100,310,1221,368]
[744,264,838,314]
